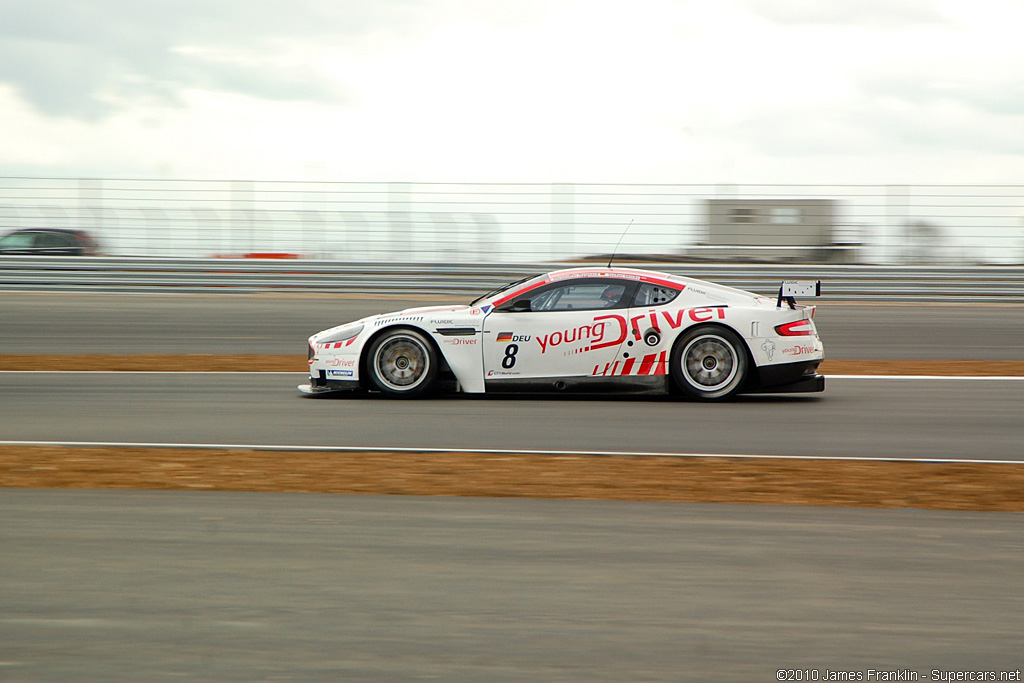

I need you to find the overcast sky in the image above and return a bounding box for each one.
[1,0,1022,183]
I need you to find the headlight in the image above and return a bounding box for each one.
[318,324,364,344]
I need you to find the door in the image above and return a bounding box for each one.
[482,278,637,381]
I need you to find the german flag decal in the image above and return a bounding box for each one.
[496,332,514,342]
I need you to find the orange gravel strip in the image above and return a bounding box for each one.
[2,355,1024,375]
[2,446,1023,511]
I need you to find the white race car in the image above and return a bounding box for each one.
[300,267,824,401]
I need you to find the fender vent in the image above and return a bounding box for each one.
[436,327,478,336]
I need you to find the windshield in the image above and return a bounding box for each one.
[469,274,541,306]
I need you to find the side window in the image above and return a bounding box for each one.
[528,280,633,312]
[36,232,63,248]
[633,283,681,307]
[54,232,78,247]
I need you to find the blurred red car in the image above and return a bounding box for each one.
[0,228,99,255]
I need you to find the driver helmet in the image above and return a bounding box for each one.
[601,284,624,303]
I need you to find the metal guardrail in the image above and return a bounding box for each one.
[2,256,1024,302]
[3,178,1023,264]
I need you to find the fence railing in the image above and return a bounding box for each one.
[3,256,1024,302]
[2,178,1022,264]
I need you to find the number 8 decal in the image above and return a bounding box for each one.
[502,343,518,369]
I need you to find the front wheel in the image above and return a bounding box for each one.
[366,328,438,397]
[671,326,748,401]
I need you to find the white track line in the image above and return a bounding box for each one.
[3,440,1023,466]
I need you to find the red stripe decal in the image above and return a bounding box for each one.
[653,350,668,376]
[621,357,636,375]
[638,353,657,376]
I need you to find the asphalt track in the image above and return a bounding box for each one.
[3,490,1023,682]
[4,294,1024,679]
[3,293,1024,359]
[2,373,1024,461]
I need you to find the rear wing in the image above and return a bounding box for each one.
[777,280,821,309]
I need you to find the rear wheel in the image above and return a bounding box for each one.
[671,326,748,401]
[366,328,438,397]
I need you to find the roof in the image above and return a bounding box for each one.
[489,267,685,306]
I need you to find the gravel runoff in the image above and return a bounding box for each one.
[2,446,1023,512]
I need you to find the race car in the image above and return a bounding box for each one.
[299,267,824,401]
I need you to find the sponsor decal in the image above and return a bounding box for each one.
[781,344,818,356]
[592,351,667,377]
[597,307,729,344]
[629,311,662,337]
[548,270,643,282]
[430,319,455,325]
[536,315,626,354]
[533,308,728,355]
[657,306,727,333]
[497,332,532,343]
[761,339,776,361]
[326,358,357,368]
[487,369,521,377]
[687,287,727,303]
[444,338,478,345]
[480,304,493,314]
[327,369,354,377]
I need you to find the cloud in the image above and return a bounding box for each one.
[0,0,1021,184]
[736,0,948,28]
[0,0,385,118]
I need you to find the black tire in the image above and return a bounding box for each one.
[365,328,438,397]
[671,325,748,401]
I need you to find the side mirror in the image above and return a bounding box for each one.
[500,298,532,312]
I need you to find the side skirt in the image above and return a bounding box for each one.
[484,376,669,395]
[744,374,825,394]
